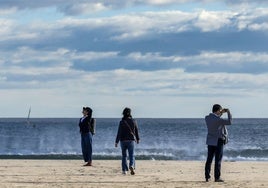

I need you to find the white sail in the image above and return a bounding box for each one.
[27,107,31,125]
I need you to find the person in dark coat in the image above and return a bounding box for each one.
[79,107,94,166]
[115,107,140,175]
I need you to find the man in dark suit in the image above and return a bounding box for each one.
[205,104,232,182]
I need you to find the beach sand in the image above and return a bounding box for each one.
[0,160,267,188]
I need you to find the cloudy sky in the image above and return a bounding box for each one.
[0,0,268,118]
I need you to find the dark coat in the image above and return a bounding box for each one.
[115,118,140,144]
[79,116,92,134]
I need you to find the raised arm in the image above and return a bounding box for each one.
[220,109,232,125]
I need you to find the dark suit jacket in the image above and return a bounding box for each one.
[205,112,232,146]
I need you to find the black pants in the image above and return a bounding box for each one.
[205,139,224,180]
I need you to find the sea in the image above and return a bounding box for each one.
[0,118,267,161]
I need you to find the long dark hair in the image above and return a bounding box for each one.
[83,107,92,119]
[122,107,132,120]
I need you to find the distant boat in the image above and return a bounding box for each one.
[27,107,31,125]
[26,107,35,127]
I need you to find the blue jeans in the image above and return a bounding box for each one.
[205,139,224,180]
[81,132,92,162]
[120,141,135,171]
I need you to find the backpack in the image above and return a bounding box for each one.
[89,118,96,135]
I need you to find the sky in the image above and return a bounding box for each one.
[0,0,268,118]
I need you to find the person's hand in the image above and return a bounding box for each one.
[115,143,118,148]
[137,140,140,144]
[221,108,229,113]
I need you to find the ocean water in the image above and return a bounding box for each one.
[0,118,267,161]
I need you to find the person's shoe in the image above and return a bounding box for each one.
[83,161,92,166]
[122,171,127,175]
[130,166,135,175]
[205,178,211,182]
[215,178,224,182]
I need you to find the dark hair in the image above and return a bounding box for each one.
[83,107,92,118]
[212,104,222,113]
[122,107,132,119]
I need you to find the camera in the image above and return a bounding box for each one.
[222,108,228,113]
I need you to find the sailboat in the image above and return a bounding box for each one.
[27,107,31,125]
[26,107,35,127]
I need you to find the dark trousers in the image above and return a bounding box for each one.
[205,139,224,180]
[81,132,92,162]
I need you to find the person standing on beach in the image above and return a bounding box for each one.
[79,107,95,166]
[205,104,232,182]
[115,107,140,175]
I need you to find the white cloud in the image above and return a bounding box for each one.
[127,52,173,62]
[2,46,268,95]
[0,2,268,117]
[194,10,232,32]
[142,0,199,5]
[1,47,68,65]
[2,8,267,44]
[58,9,267,41]
[187,51,268,65]
[235,8,268,31]
[70,51,119,61]
[248,23,268,31]
[0,47,119,66]
[58,2,108,15]
[70,68,268,98]
[0,7,18,15]
[0,21,40,42]
[1,66,268,117]
[0,19,14,35]
[140,51,266,73]
[1,0,267,15]
[1,47,268,89]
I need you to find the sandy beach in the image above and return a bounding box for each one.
[0,160,267,188]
